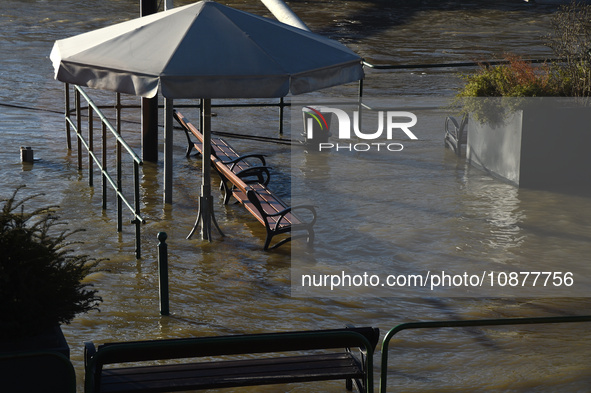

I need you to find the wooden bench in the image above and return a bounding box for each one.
[214,153,316,250]
[174,109,315,249]
[174,110,271,202]
[84,327,379,393]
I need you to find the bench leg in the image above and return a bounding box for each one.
[185,143,194,158]
[220,179,233,205]
[307,227,315,247]
[346,378,353,391]
[263,231,274,251]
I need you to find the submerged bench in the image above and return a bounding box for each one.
[444,114,468,156]
[174,110,271,197]
[84,327,379,393]
[174,109,316,250]
[214,153,316,250]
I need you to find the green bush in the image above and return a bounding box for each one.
[0,187,102,339]
[454,55,561,124]
[457,2,591,99]
[456,55,560,98]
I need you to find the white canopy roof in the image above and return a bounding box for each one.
[50,0,364,99]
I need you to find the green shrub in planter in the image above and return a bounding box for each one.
[454,55,561,125]
[457,2,591,100]
[450,2,591,190]
[0,186,102,340]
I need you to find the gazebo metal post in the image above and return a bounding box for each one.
[164,98,174,204]
[140,0,159,163]
[187,98,224,241]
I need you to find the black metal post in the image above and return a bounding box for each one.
[88,105,94,187]
[279,97,284,135]
[116,93,123,232]
[65,83,72,150]
[157,232,169,316]
[75,89,82,170]
[140,0,159,163]
[102,123,108,210]
[134,162,141,259]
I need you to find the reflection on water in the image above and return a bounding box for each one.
[1,0,591,391]
[292,102,591,299]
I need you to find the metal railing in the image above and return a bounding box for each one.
[379,315,591,393]
[362,57,560,70]
[64,83,145,259]
[174,97,289,135]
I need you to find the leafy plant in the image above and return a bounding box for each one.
[457,55,559,98]
[453,55,560,125]
[0,186,102,339]
[454,2,591,124]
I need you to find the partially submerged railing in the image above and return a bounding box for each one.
[175,97,289,135]
[362,57,559,70]
[64,83,145,259]
[379,315,591,393]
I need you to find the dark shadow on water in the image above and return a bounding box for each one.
[289,0,561,43]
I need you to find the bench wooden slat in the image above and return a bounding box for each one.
[100,353,362,393]
[233,189,295,232]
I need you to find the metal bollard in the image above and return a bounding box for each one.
[157,232,169,316]
[20,146,34,163]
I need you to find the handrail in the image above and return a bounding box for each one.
[380,315,591,393]
[64,83,145,258]
[74,85,142,164]
[363,57,562,70]
[64,117,142,217]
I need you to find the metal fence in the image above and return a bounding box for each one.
[64,83,145,259]
[379,315,591,393]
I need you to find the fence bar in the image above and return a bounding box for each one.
[134,161,141,259]
[65,118,144,223]
[102,122,108,210]
[116,93,123,232]
[157,232,169,316]
[75,89,82,170]
[88,105,94,187]
[362,58,560,70]
[379,315,591,393]
[74,86,142,164]
[65,85,145,257]
[65,83,72,150]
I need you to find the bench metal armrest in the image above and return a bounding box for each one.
[84,341,96,369]
[235,166,272,186]
[84,342,99,393]
[267,204,317,230]
[444,114,468,139]
[226,154,267,168]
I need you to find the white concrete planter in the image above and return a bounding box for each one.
[466,101,591,191]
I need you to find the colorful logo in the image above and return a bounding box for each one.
[301,104,418,152]
[303,106,329,132]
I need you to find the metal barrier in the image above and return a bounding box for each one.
[379,315,591,393]
[64,83,145,259]
[175,97,289,135]
[362,58,561,70]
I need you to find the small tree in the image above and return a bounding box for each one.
[0,186,102,339]
[545,1,591,98]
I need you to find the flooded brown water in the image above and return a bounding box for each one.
[1,0,590,391]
